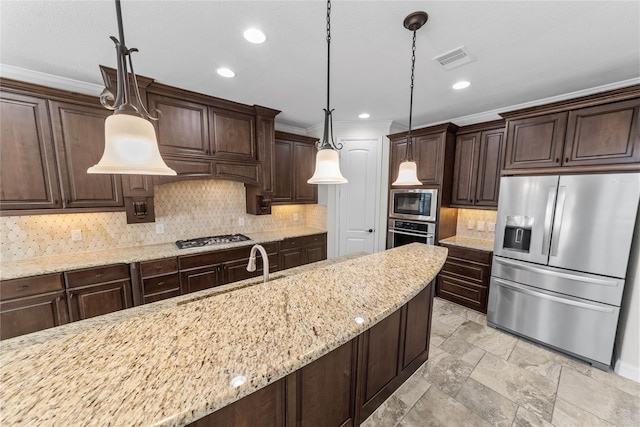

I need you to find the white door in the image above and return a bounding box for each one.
[337,137,381,255]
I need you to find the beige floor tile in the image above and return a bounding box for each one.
[557,367,640,427]
[509,339,592,380]
[398,387,493,427]
[454,378,518,427]
[552,397,615,427]
[588,367,640,397]
[512,406,554,427]
[470,352,557,421]
[394,371,432,408]
[430,318,464,347]
[361,395,409,427]
[452,320,518,360]
[421,349,474,398]
[439,335,486,367]
[434,298,487,325]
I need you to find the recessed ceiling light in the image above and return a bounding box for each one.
[358,113,370,119]
[452,80,471,90]
[243,28,266,44]
[217,68,235,78]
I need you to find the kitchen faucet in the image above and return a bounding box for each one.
[246,244,269,283]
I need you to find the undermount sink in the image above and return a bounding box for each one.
[178,274,286,305]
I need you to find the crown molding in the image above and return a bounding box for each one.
[0,64,103,96]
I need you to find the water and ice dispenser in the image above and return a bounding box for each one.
[502,215,534,252]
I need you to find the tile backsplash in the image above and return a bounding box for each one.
[0,180,327,262]
[455,209,498,241]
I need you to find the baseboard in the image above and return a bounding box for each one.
[614,359,640,383]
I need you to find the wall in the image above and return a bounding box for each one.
[0,180,326,262]
[455,209,497,241]
[615,214,640,382]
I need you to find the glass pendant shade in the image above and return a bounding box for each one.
[307,148,348,184]
[88,114,176,175]
[392,160,422,186]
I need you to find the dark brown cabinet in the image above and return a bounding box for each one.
[437,245,492,313]
[272,131,318,205]
[0,274,68,340]
[64,264,133,321]
[223,242,279,284]
[358,283,434,423]
[388,123,458,188]
[451,121,505,209]
[502,91,640,172]
[280,233,327,270]
[139,258,181,304]
[0,91,62,210]
[49,100,123,208]
[209,108,256,161]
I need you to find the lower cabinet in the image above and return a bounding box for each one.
[191,282,434,427]
[139,258,181,304]
[437,244,492,313]
[280,233,327,270]
[0,274,69,340]
[64,264,133,322]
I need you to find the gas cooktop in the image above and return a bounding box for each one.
[175,234,251,249]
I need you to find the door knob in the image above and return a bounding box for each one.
[368,229,374,233]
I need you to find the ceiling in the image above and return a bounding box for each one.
[1,1,639,130]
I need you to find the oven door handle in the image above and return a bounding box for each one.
[389,229,431,238]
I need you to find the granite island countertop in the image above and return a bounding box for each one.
[439,235,495,252]
[0,227,327,281]
[0,243,447,427]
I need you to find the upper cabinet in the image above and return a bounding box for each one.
[502,86,640,172]
[49,100,123,208]
[451,120,505,209]
[0,91,62,210]
[272,131,318,205]
[209,108,256,161]
[388,123,458,189]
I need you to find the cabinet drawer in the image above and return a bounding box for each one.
[442,259,488,283]
[142,274,180,295]
[65,264,130,288]
[437,274,488,313]
[140,258,178,278]
[143,289,181,304]
[442,244,492,264]
[1,273,64,300]
[282,233,326,249]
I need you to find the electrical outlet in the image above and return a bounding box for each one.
[238,217,245,227]
[467,220,474,230]
[71,229,83,242]
[488,222,496,232]
[293,213,299,221]
[477,221,485,231]
[155,223,165,234]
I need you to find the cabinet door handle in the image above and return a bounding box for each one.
[565,157,569,163]
[555,158,560,163]
[54,296,63,325]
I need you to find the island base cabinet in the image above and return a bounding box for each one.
[0,291,69,340]
[190,379,285,427]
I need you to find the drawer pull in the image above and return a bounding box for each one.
[157,281,165,286]
[95,273,104,278]
[15,285,28,292]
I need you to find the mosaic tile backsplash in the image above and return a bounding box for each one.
[0,180,327,262]
[455,209,498,241]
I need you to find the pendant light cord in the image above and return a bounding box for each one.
[405,29,417,162]
[318,0,342,151]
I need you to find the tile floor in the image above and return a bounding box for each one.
[362,297,640,427]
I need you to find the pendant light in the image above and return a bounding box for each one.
[392,11,428,186]
[308,0,348,185]
[88,0,176,176]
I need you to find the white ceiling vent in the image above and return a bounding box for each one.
[433,46,476,71]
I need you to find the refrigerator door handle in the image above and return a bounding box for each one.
[494,257,621,288]
[492,278,616,314]
[541,187,557,255]
[550,187,566,257]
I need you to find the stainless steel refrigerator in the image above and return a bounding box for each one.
[488,173,640,370]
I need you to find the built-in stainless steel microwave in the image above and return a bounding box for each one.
[389,189,438,222]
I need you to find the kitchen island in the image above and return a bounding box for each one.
[0,243,447,426]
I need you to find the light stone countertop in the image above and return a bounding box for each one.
[0,243,447,427]
[439,235,495,252]
[0,227,326,281]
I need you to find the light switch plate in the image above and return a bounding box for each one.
[238,217,245,227]
[467,220,474,230]
[294,213,299,221]
[156,223,165,234]
[488,222,496,232]
[477,221,485,231]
